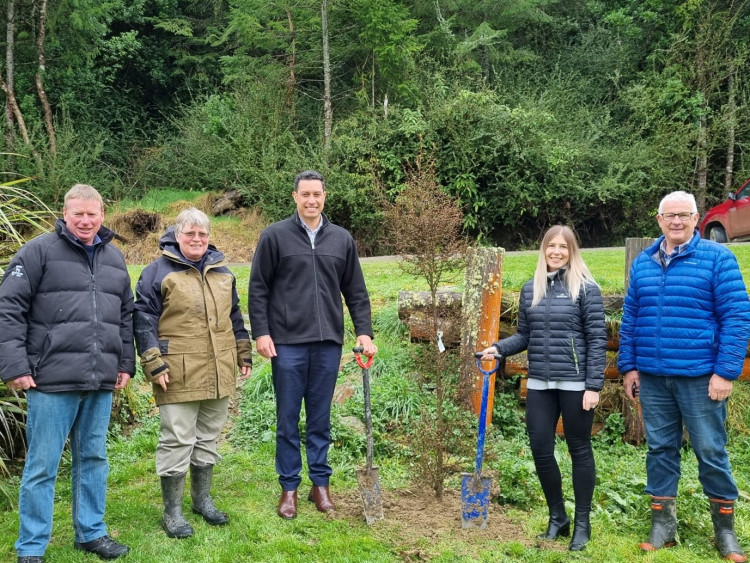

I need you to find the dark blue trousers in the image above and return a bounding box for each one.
[272,342,341,491]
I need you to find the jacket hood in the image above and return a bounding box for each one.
[158,226,224,265]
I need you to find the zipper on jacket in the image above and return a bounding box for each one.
[91,273,99,382]
[295,214,327,341]
[543,278,553,380]
[311,235,325,340]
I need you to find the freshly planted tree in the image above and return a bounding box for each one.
[384,154,469,500]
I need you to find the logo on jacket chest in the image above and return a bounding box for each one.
[10,265,24,278]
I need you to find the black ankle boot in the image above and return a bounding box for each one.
[569,508,591,551]
[537,502,570,540]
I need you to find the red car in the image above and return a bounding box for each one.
[699,178,750,242]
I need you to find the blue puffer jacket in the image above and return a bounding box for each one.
[618,233,750,379]
[492,270,607,391]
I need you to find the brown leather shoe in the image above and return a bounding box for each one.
[308,485,335,512]
[277,490,297,519]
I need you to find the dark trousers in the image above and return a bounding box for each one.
[526,388,596,510]
[272,341,342,491]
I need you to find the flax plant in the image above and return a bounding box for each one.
[0,180,52,505]
[0,182,54,272]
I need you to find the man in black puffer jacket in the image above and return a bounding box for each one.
[0,184,134,562]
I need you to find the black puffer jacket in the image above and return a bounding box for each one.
[0,219,135,391]
[492,271,606,390]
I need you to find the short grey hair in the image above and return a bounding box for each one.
[174,207,210,237]
[293,170,326,192]
[658,191,698,214]
[64,184,103,211]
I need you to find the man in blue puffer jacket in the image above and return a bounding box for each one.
[619,190,750,562]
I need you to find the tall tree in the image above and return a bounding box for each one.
[34,0,55,158]
[322,0,331,149]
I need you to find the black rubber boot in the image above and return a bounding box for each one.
[710,499,747,562]
[537,502,570,540]
[161,473,194,539]
[640,496,677,551]
[191,464,229,525]
[569,508,591,551]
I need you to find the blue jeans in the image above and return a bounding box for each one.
[272,342,341,491]
[16,390,113,557]
[639,373,738,500]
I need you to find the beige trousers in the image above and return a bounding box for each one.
[156,397,229,476]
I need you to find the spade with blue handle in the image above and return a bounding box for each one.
[461,352,501,529]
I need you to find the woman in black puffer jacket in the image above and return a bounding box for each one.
[481,225,606,552]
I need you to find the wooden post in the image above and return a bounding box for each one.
[459,247,504,425]
[622,237,655,445]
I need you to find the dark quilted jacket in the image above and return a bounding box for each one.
[492,271,607,390]
[0,219,135,390]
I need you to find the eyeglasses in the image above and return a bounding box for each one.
[180,231,209,239]
[660,212,695,222]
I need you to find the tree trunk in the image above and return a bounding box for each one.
[459,248,503,423]
[321,0,332,150]
[35,0,56,157]
[5,0,15,149]
[693,13,710,211]
[285,9,296,122]
[0,74,31,147]
[724,56,736,194]
[696,111,708,211]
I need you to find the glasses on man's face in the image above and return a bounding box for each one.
[660,212,695,222]
[181,231,209,240]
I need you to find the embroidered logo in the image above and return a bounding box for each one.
[10,265,24,278]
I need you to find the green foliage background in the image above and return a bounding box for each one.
[1,1,750,251]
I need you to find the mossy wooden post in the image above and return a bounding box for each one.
[459,247,504,425]
[622,237,655,445]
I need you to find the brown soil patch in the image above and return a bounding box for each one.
[330,486,538,561]
[107,195,266,264]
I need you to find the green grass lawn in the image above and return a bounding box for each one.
[1,246,749,562]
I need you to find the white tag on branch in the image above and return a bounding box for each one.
[437,330,446,353]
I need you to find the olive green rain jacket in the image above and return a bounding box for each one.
[133,228,250,405]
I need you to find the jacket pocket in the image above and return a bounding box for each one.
[32,332,53,375]
[571,337,580,376]
[162,354,187,392]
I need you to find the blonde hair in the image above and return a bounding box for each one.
[531,225,597,308]
[63,184,103,211]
